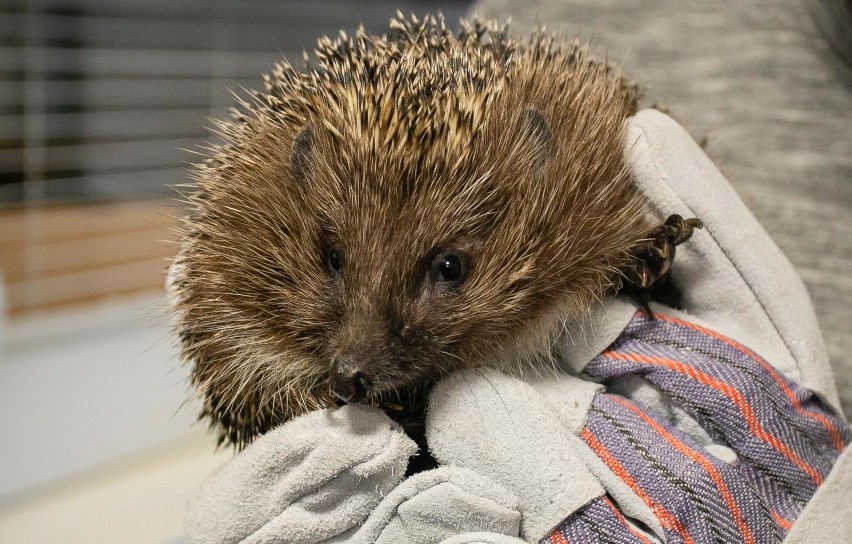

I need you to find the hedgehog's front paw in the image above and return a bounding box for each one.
[624,214,702,289]
[620,214,702,312]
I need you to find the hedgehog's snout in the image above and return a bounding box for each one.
[329,354,373,403]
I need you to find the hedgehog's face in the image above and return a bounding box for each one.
[287,112,562,407]
[301,143,501,405]
[322,241,474,404]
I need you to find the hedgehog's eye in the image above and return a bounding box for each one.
[327,248,343,273]
[432,254,465,284]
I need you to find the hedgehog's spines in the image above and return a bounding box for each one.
[175,14,645,448]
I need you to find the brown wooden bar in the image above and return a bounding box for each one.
[0,199,182,316]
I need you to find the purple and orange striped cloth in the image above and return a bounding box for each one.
[543,311,851,544]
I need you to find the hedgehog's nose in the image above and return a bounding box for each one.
[329,356,372,403]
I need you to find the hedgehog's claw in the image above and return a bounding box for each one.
[621,214,703,309]
[630,214,702,287]
[664,214,703,245]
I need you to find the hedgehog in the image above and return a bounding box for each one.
[170,14,700,449]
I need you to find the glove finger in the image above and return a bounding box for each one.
[186,404,416,544]
[355,466,521,544]
[440,533,526,544]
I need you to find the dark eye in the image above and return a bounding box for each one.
[433,254,465,284]
[327,248,342,273]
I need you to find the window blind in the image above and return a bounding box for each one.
[1,0,470,203]
[0,0,469,317]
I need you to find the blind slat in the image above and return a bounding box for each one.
[0,0,451,25]
[0,199,177,245]
[0,47,301,77]
[0,137,201,172]
[0,79,262,109]
[0,13,350,52]
[5,258,169,314]
[1,226,173,282]
[0,109,218,140]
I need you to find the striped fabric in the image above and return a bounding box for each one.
[547,495,653,544]
[543,310,850,544]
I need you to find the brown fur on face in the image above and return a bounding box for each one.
[171,15,648,447]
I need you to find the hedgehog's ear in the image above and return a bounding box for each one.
[290,124,314,183]
[522,108,552,166]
